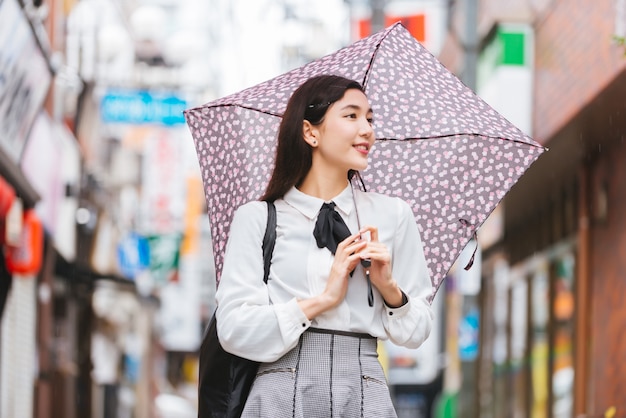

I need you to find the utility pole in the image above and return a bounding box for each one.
[370,0,386,33]
[462,0,478,91]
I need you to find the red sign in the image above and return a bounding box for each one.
[356,14,426,42]
[0,176,15,219]
[5,209,43,275]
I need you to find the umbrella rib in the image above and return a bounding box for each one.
[188,103,283,118]
[362,23,400,88]
[376,134,546,149]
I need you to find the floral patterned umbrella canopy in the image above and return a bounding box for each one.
[184,23,546,301]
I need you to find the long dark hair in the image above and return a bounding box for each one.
[261,75,364,202]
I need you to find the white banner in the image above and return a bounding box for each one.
[0,0,51,162]
[158,255,202,351]
[139,128,186,234]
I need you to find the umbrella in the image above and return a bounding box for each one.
[184,22,546,301]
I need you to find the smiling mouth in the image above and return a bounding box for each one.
[354,144,370,153]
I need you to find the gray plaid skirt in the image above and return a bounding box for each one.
[241,328,397,418]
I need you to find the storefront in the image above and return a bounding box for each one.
[478,238,577,417]
[0,1,53,416]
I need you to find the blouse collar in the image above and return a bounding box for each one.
[283,183,355,220]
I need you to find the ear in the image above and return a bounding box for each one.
[302,120,319,147]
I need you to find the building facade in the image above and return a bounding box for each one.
[439,0,626,415]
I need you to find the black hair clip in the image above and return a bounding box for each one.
[307,101,332,109]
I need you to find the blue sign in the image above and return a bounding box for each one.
[458,307,480,361]
[101,90,187,125]
[117,232,150,279]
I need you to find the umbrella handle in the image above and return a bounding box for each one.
[352,181,374,307]
[361,259,374,307]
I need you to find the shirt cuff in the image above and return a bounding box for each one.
[384,291,410,318]
[277,297,311,333]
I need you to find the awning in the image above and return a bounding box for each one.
[504,68,626,233]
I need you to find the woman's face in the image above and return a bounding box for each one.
[313,89,375,173]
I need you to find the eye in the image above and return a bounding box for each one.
[345,113,357,119]
[367,117,375,125]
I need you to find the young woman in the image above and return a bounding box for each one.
[215,74,433,417]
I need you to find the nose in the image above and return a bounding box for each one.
[360,118,374,138]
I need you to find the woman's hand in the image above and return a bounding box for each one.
[358,226,404,307]
[323,233,368,308]
[298,232,367,319]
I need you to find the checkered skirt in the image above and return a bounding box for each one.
[241,328,397,418]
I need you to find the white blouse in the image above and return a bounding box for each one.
[215,184,433,363]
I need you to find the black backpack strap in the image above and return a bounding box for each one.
[262,201,277,284]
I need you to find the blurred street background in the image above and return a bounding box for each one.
[1,0,626,417]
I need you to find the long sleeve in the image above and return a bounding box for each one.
[215,201,311,363]
[215,188,435,362]
[380,198,434,348]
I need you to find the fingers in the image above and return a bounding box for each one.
[337,233,367,252]
[359,225,378,242]
[359,245,390,263]
[334,233,368,270]
[336,229,389,268]
[339,232,364,245]
[356,226,391,261]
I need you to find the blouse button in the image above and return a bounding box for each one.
[302,323,306,327]
[388,312,393,316]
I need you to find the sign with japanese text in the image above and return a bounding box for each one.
[100,89,187,126]
[0,0,52,162]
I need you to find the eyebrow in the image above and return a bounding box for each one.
[339,104,374,114]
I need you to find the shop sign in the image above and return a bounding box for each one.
[116,232,150,279]
[356,14,425,43]
[5,209,43,275]
[0,175,16,219]
[352,0,448,55]
[140,128,185,234]
[100,89,187,126]
[20,113,64,230]
[147,233,181,285]
[477,24,533,136]
[20,112,80,261]
[458,307,480,361]
[0,0,52,162]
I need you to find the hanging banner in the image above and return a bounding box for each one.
[0,0,52,162]
[140,128,186,234]
[20,112,80,260]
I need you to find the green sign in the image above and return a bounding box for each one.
[148,234,182,284]
[499,31,525,66]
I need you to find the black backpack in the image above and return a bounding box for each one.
[198,201,276,418]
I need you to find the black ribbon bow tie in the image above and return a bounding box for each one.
[313,200,374,306]
[313,202,351,255]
